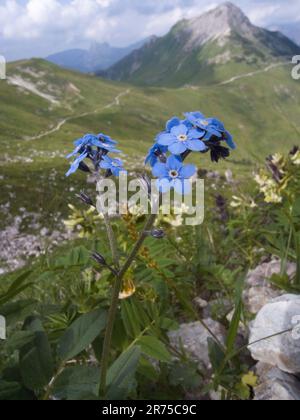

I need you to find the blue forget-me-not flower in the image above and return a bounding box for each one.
[66,133,123,177]
[152,155,196,195]
[100,155,126,177]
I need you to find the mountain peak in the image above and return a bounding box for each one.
[218,1,243,12]
[211,2,251,26]
[174,2,252,49]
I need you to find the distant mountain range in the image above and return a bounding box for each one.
[46,38,153,73]
[269,22,300,46]
[101,2,300,87]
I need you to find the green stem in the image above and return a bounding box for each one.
[99,211,158,397]
[42,363,65,400]
[102,212,120,271]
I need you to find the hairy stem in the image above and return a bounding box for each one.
[99,211,157,397]
[102,212,120,271]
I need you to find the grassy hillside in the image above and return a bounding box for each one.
[103,30,299,87]
[0,58,300,231]
[102,3,300,87]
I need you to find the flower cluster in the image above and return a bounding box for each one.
[255,148,300,204]
[146,112,235,194]
[66,133,126,177]
[291,146,300,166]
[64,204,103,238]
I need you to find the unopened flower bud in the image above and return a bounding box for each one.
[79,161,91,173]
[76,191,95,207]
[290,146,299,156]
[91,252,107,266]
[151,229,165,239]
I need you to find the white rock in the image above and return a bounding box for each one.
[249,294,300,374]
[193,297,208,310]
[225,169,234,183]
[168,320,226,370]
[40,227,49,237]
[255,362,300,401]
[243,259,296,314]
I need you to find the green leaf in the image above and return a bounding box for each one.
[294,231,300,286]
[137,336,171,362]
[0,271,33,306]
[0,299,37,327]
[207,338,225,373]
[169,362,202,390]
[7,271,32,293]
[121,300,142,338]
[160,317,179,331]
[52,366,99,400]
[19,331,54,391]
[3,331,35,352]
[226,300,243,356]
[58,308,107,361]
[137,356,159,381]
[106,346,141,400]
[0,381,23,401]
[0,376,35,400]
[55,246,90,268]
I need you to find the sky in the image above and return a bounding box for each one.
[0,0,300,61]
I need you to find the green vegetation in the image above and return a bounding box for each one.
[1,59,300,229]
[1,148,300,400]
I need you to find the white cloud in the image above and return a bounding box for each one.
[1,0,300,61]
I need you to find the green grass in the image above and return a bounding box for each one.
[0,58,300,229]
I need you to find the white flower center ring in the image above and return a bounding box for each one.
[177,134,188,142]
[169,170,179,179]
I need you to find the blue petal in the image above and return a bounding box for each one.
[74,137,85,147]
[145,152,157,166]
[98,133,118,145]
[100,161,111,170]
[156,178,171,193]
[179,164,197,179]
[224,130,236,149]
[202,132,213,141]
[173,179,191,195]
[207,127,222,138]
[152,162,169,178]
[66,164,78,177]
[112,167,127,177]
[157,133,175,146]
[65,152,87,177]
[169,142,187,155]
[66,148,80,159]
[188,128,205,140]
[184,112,205,124]
[182,119,193,129]
[166,117,181,132]
[208,118,225,132]
[150,155,158,166]
[166,155,183,171]
[171,124,188,137]
[186,139,207,152]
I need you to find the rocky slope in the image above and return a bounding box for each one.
[103,2,300,86]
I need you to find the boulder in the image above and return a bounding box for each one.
[249,294,300,374]
[168,319,226,370]
[254,362,300,401]
[243,259,296,314]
